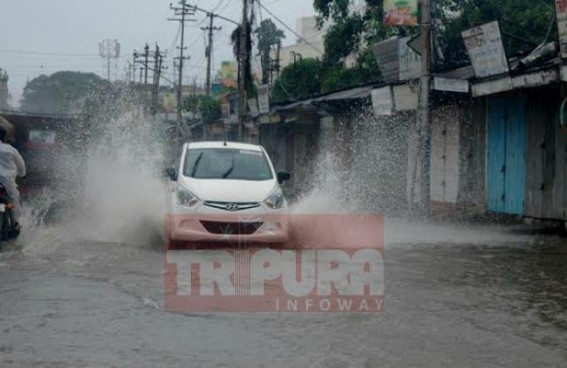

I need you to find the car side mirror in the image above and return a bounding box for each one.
[277,171,291,184]
[165,167,178,181]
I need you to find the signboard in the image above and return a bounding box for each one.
[393,84,418,111]
[258,84,270,114]
[433,77,470,93]
[371,87,394,116]
[372,38,400,84]
[248,99,259,118]
[557,0,567,58]
[373,37,420,83]
[399,37,421,81]
[511,69,559,89]
[471,76,513,97]
[462,21,509,78]
[384,0,418,27]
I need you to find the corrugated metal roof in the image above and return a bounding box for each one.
[314,86,373,101]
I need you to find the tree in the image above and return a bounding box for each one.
[271,58,323,103]
[314,0,556,83]
[255,19,286,84]
[182,95,221,124]
[21,71,109,114]
[438,0,555,66]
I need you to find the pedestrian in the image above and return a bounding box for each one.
[0,126,26,224]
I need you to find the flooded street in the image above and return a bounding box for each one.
[1,220,566,367]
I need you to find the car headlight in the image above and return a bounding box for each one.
[177,184,200,208]
[264,188,285,209]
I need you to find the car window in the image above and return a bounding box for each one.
[183,148,273,181]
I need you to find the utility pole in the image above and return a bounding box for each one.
[143,44,150,84]
[414,0,432,215]
[169,0,196,139]
[152,44,166,114]
[238,0,249,141]
[133,45,150,85]
[202,13,222,96]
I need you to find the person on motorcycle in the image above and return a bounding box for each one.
[0,127,26,223]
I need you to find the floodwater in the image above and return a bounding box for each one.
[1,110,567,367]
[1,219,567,367]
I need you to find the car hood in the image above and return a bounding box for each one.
[181,177,278,202]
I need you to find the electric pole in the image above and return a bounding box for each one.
[202,13,222,96]
[152,44,166,114]
[414,0,432,214]
[169,0,196,138]
[238,0,249,140]
[133,44,150,85]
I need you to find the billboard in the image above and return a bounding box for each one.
[384,0,418,27]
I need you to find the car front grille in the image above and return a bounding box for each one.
[204,201,260,211]
[199,220,263,235]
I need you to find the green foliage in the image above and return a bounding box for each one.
[255,19,286,84]
[255,19,285,53]
[313,0,556,86]
[182,95,221,124]
[271,58,323,103]
[323,14,365,64]
[21,71,109,114]
[438,0,555,65]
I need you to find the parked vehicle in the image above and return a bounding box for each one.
[165,141,291,247]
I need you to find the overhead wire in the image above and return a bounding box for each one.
[255,0,323,54]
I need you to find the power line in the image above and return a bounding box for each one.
[0,48,99,57]
[255,0,323,54]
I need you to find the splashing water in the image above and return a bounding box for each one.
[291,109,410,216]
[290,151,361,214]
[70,108,167,246]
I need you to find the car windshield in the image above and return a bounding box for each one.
[183,148,273,181]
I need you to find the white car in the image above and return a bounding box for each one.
[165,141,290,246]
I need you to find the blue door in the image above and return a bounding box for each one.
[487,96,526,215]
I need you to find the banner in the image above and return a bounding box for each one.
[384,0,418,27]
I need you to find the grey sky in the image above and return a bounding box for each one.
[0,0,315,107]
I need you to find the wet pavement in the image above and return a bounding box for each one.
[1,220,567,367]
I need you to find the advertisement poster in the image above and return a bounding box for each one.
[383,0,418,27]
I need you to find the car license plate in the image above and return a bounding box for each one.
[0,204,5,213]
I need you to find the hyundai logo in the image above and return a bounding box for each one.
[225,203,240,211]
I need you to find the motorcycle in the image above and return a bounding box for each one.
[0,183,20,245]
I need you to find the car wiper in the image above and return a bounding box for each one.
[221,156,235,179]
[191,152,204,177]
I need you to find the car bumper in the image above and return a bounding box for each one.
[167,212,289,244]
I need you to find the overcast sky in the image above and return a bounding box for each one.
[0,0,316,107]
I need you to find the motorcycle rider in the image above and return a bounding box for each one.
[0,126,26,224]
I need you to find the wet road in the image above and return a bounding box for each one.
[1,220,567,367]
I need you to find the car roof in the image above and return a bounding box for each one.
[185,141,264,151]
